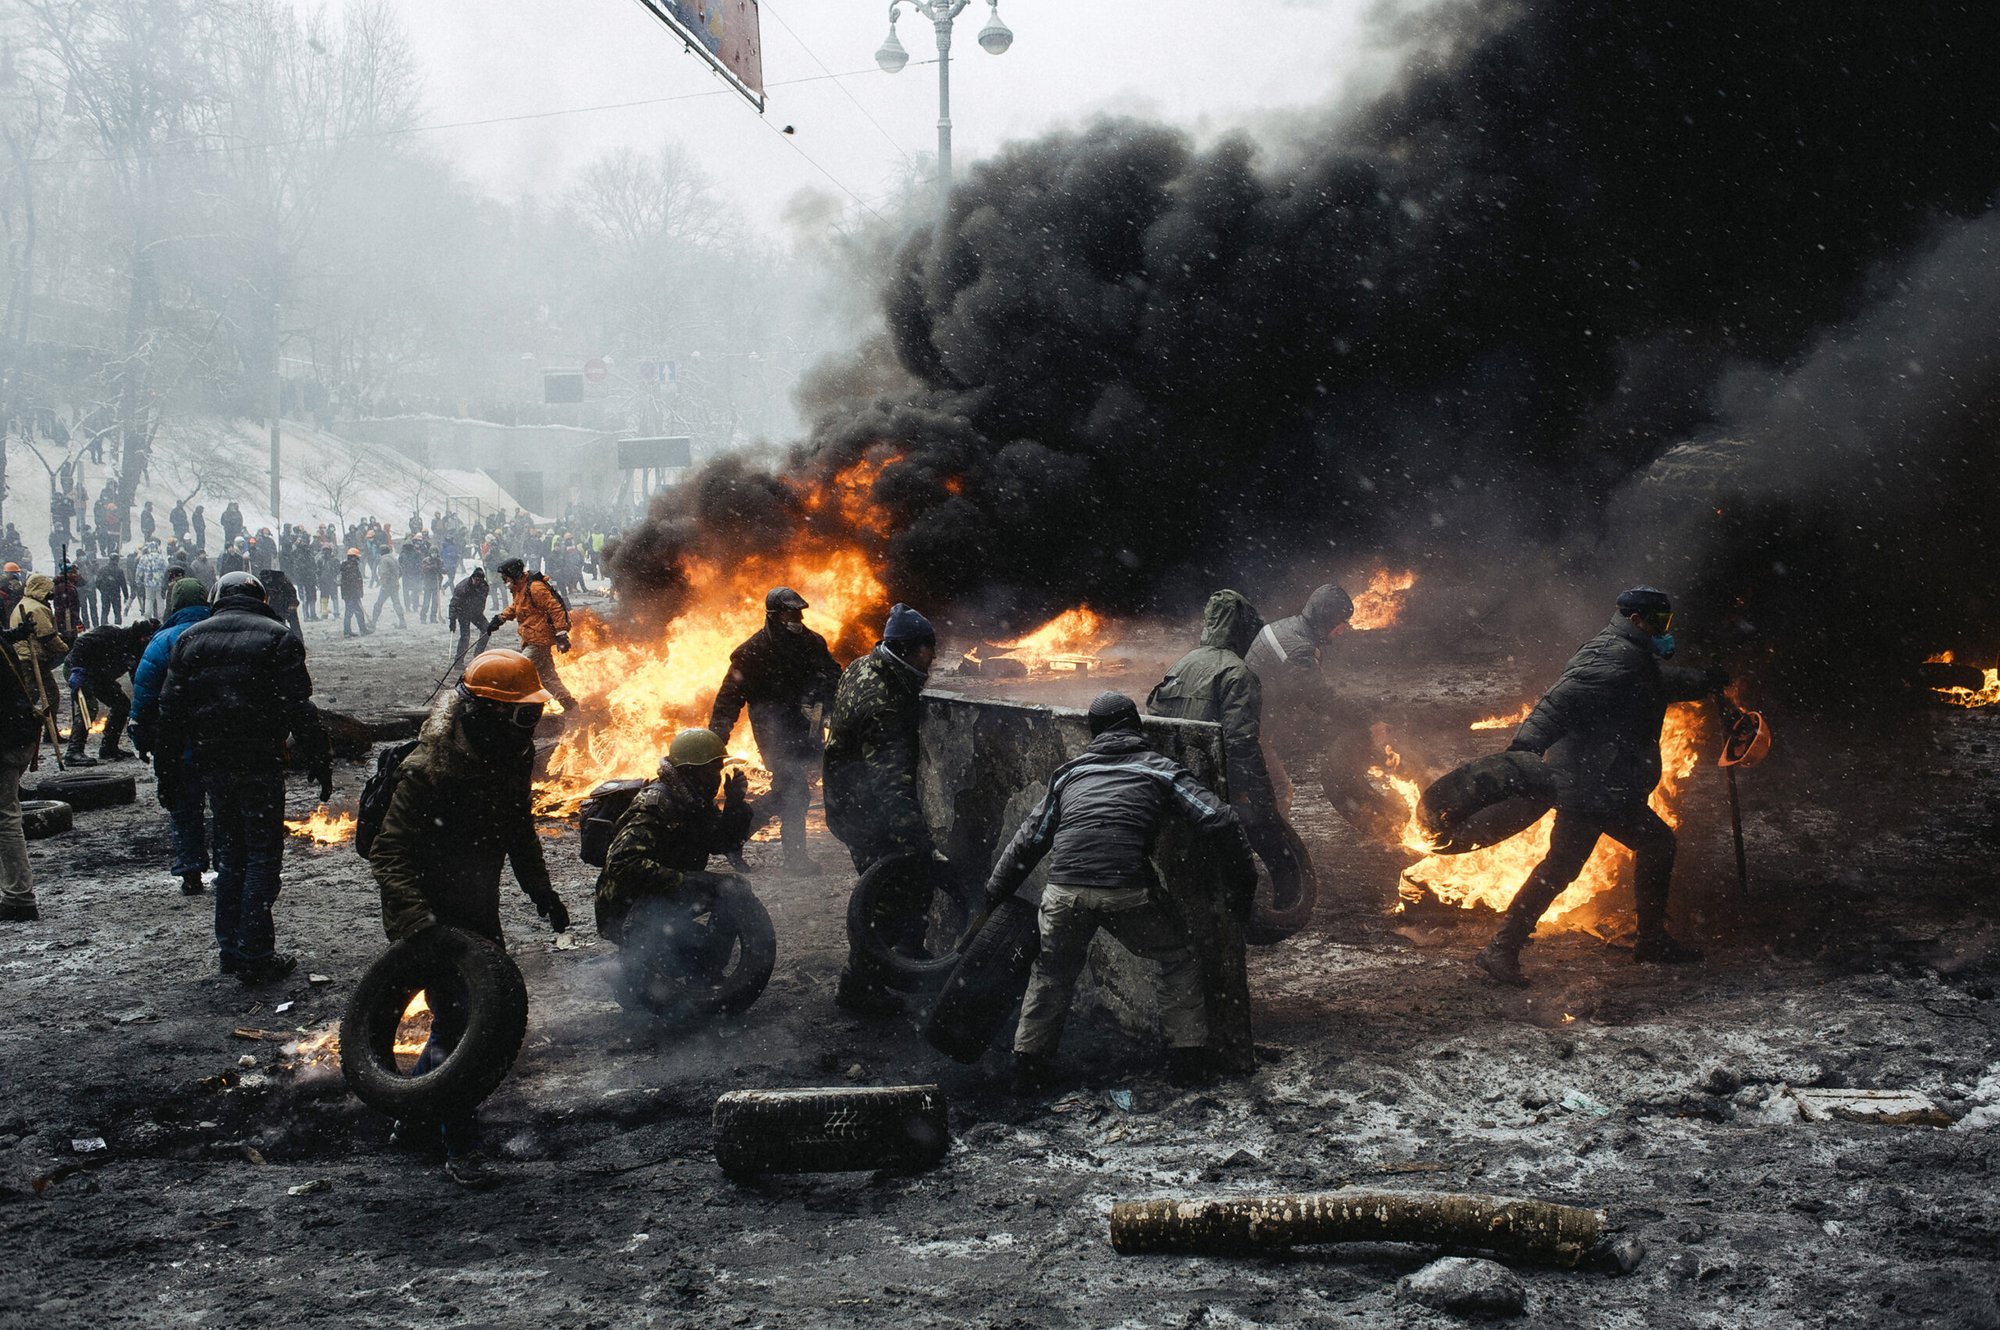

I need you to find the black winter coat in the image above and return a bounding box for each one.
[448,576,488,629]
[338,557,364,600]
[262,570,300,619]
[156,591,325,771]
[67,624,147,680]
[707,618,840,761]
[1511,614,1712,812]
[984,729,1251,898]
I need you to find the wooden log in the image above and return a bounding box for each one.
[1109,1188,1610,1268]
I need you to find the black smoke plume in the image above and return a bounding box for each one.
[616,0,2000,658]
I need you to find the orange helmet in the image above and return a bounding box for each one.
[2,562,17,573]
[346,547,362,557]
[461,649,552,704]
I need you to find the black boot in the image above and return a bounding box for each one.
[1167,1046,1219,1088]
[1634,934,1705,965]
[1474,910,1535,988]
[181,872,206,895]
[1011,1050,1060,1094]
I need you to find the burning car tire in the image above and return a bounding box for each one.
[845,853,981,993]
[1241,819,1319,946]
[26,771,136,812]
[339,925,529,1121]
[615,877,777,1021]
[1416,751,1560,855]
[21,799,72,840]
[713,1084,950,1180]
[921,895,1041,1063]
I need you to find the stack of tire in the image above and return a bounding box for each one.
[22,769,138,841]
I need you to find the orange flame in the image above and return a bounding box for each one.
[1470,702,1533,731]
[284,805,357,846]
[975,606,1120,673]
[1383,704,1706,930]
[533,548,887,814]
[796,453,899,538]
[1926,651,2000,708]
[1349,569,1416,631]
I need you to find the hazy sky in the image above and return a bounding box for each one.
[345,1,1382,233]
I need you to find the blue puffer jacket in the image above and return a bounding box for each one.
[129,603,209,755]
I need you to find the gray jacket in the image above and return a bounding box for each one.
[983,729,1252,900]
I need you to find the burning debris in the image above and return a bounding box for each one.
[284,806,358,846]
[1924,652,2000,709]
[959,606,1118,677]
[1347,570,1416,633]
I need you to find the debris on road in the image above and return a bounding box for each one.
[1397,1256,1528,1317]
[287,1179,331,1196]
[1109,1189,1617,1269]
[713,1085,950,1179]
[1787,1087,1954,1127]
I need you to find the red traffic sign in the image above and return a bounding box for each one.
[583,358,609,384]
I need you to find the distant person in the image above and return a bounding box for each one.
[486,558,577,715]
[262,566,302,638]
[448,568,492,668]
[169,500,189,545]
[340,548,368,637]
[371,546,407,630]
[139,500,156,543]
[190,504,207,553]
[132,578,215,895]
[63,618,156,763]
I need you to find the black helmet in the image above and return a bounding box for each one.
[497,558,526,581]
[1086,691,1141,737]
[215,571,266,602]
[765,586,809,615]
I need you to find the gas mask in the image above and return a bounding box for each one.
[1651,633,1677,659]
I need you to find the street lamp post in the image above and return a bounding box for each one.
[877,1,1013,243]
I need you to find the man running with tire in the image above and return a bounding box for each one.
[823,604,936,1018]
[369,649,572,1186]
[1475,586,1727,986]
[984,692,1257,1093]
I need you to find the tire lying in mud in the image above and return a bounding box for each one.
[845,852,981,993]
[1416,751,1560,855]
[21,799,72,840]
[921,895,1041,1063]
[616,877,777,1021]
[1241,818,1319,946]
[713,1084,950,1179]
[25,770,136,812]
[339,925,529,1121]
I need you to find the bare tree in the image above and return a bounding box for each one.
[300,454,366,537]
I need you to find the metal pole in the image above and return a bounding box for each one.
[269,301,282,522]
[934,6,954,248]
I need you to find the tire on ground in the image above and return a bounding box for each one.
[845,853,981,993]
[25,771,136,812]
[339,925,529,1121]
[1241,819,1319,946]
[921,895,1040,1063]
[616,877,777,1021]
[21,799,72,840]
[713,1084,949,1179]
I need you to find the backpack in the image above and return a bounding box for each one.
[525,570,571,620]
[355,739,419,860]
[578,778,649,867]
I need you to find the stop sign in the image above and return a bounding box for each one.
[583,358,608,384]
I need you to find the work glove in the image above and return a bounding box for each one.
[537,894,571,933]
[1703,666,1732,694]
[722,768,748,805]
[313,760,334,804]
[555,630,571,654]
[485,614,504,634]
[67,667,85,691]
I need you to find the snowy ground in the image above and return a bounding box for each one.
[3,605,1997,1329]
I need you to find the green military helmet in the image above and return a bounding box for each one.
[668,727,729,768]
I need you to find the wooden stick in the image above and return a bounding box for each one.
[1110,1188,1610,1268]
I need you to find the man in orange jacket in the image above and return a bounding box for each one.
[487,557,580,715]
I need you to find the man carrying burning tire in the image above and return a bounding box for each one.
[1475,586,1729,986]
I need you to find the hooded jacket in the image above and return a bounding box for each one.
[708,617,841,761]
[9,574,63,665]
[155,591,324,770]
[1511,614,1713,812]
[448,574,489,629]
[984,727,1251,898]
[594,758,754,942]
[130,600,210,754]
[823,643,930,857]
[1146,590,1270,806]
[370,690,556,942]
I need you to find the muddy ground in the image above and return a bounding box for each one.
[3,604,1998,1329]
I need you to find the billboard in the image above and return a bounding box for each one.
[632,1,765,110]
[543,370,585,405]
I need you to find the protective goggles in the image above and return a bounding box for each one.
[497,700,546,731]
[1636,610,1674,635]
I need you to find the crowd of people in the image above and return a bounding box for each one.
[0,539,1732,1185]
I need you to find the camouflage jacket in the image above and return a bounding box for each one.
[594,759,754,943]
[370,691,557,943]
[822,643,931,858]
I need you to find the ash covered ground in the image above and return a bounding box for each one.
[4,607,1999,1329]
